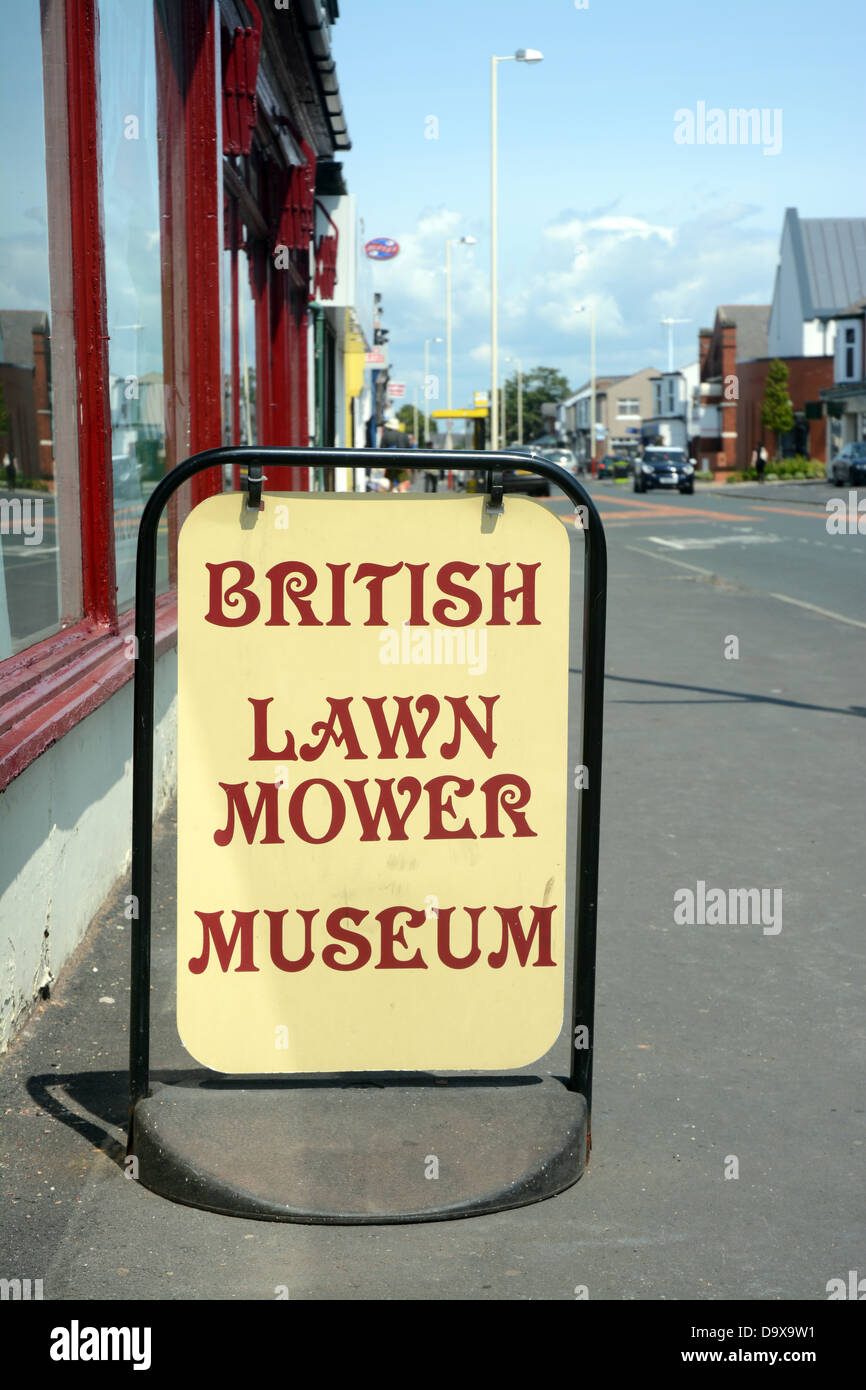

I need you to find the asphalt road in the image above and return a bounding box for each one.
[1,478,862,1303]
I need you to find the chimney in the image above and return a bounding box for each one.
[698,329,712,377]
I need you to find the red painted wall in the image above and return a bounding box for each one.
[736,357,833,467]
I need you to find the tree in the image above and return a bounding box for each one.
[760,359,795,460]
[501,366,572,445]
[396,402,437,444]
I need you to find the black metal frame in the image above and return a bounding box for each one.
[129,448,606,1144]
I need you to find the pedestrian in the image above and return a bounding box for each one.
[424,468,438,493]
[750,450,767,489]
[5,455,16,490]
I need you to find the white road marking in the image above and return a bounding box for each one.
[626,546,717,577]
[645,533,783,551]
[628,544,866,630]
[2,545,60,559]
[768,592,866,631]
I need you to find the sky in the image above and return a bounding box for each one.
[332,0,866,412]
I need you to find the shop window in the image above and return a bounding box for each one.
[99,0,168,611]
[222,199,258,448]
[0,0,78,659]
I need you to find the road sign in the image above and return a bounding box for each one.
[474,391,489,407]
[387,381,406,399]
[176,495,570,1073]
[365,237,399,260]
[365,350,386,366]
[431,407,488,419]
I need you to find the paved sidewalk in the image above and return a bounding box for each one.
[2,510,862,1302]
[700,479,835,506]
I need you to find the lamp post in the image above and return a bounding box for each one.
[445,236,476,451]
[423,335,442,445]
[575,304,595,472]
[660,317,692,373]
[490,48,543,451]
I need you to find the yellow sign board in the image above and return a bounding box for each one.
[430,407,489,419]
[177,494,569,1072]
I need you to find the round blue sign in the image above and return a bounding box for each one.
[365,238,400,261]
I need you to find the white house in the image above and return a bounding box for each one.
[768,208,866,359]
[819,298,866,457]
[643,362,700,451]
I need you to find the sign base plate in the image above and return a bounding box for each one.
[131,1076,587,1224]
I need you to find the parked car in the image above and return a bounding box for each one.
[597,454,631,480]
[634,447,696,494]
[111,452,144,503]
[831,441,866,486]
[495,448,551,497]
[500,467,550,498]
[542,446,578,473]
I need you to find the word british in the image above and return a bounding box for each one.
[205,558,540,628]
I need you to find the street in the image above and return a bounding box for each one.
[1,477,862,1300]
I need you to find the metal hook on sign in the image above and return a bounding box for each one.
[247,460,265,509]
[485,468,504,514]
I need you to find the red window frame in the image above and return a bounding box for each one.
[0,0,222,791]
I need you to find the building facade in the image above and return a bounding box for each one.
[819,298,866,463]
[560,367,660,464]
[693,306,771,472]
[643,363,700,453]
[0,0,360,1051]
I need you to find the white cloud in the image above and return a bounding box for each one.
[544,214,677,248]
[376,199,780,404]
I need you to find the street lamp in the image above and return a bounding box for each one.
[445,236,476,450]
[423,335,443,444]
[660,317,692,373]
[575,304,596,472]
[490,48,543,451]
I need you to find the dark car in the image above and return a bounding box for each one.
[634,447,695,494]
[112,452,144,503]
[494,448,551,497]
[831,442,866,486]
[499,467,550,497]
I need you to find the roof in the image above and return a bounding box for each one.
[561,376,627,405]
[0,310,49,368]
[717,304,771,361]
[785,209,866,318]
